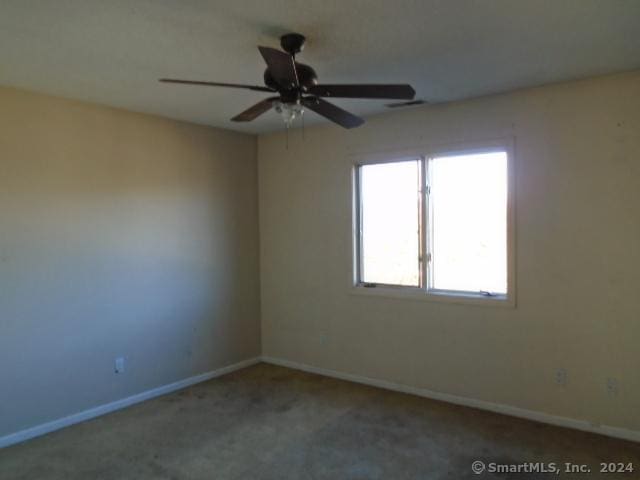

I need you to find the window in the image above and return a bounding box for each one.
[358,159,422,287]
[354,145,512,304]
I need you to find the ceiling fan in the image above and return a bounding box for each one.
[160,33,416,129]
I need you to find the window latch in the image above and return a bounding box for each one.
[362,282,377,288]
[480,290,496,297]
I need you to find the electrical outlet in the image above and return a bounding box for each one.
[606,377,619,396]
[115,357,125,374]
[555,368,568,386]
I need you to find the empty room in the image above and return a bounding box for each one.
[1,1,640,478]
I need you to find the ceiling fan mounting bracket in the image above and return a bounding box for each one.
[280,33,306,56]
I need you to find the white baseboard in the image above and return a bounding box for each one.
[261,356,640,444]
[0,357,261,449]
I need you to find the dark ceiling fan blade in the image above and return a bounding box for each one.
[258,46,298,89]
[308,84,415,100]
[386,99,427,108]
[231,97,279,122]
[302,97,364,129]
[159,78,275,92]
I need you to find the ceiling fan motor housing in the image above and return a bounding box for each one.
[263,63,318,95]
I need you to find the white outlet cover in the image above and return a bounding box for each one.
[555,368,568,385]
[606,378,619,395]
[115,357,125,374]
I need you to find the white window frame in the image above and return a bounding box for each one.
[351,139,516,307]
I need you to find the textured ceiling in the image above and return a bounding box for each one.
[1,0,639,134]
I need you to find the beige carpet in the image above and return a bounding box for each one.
[1,363,638,479]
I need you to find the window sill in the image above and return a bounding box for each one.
[350,285,515,308]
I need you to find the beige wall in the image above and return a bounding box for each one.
[258,71,640,432]
[0,87,260,437]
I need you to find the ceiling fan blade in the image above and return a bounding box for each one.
[308,84,415,100]
[159,78,275,92]
[386,99,427,108]
[258,46,298,89]
[302,97,364,129]
[231,97,279,122]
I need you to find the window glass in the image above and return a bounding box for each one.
[360,160,421,286]
[428,151,507,294]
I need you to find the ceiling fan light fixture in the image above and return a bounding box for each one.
[274,100,304,127]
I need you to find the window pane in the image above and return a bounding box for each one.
[360,160,421,286]
[429,151,507,294]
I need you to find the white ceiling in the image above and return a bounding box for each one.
[1,0,639,134]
